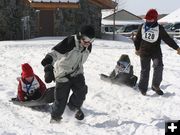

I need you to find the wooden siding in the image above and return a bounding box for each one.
[30,2,80,10]
[89,0,117,9]
[25,0,116,10]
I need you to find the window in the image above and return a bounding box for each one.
[174,23,180,29]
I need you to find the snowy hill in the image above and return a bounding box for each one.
[0,37,180,135]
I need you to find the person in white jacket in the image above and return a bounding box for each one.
[41,25,95,123]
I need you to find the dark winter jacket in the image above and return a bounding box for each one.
[41,35,92,83]
[134,22,179,57]
[110,61,133,78]
[108,59,138,87]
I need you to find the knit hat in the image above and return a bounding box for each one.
[118,54,130,63]
[21,63,34,78]
[145,9,158,21]
[80,25,95,39]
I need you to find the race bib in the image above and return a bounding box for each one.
[141,24,159,43]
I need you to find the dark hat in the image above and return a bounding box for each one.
[145,9,158,21]
[80,25,95,39]
[118,54,130,63]
[21,63,34,78]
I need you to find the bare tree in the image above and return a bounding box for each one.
[112,0,126,40]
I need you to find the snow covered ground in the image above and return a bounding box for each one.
[0,37,180,135]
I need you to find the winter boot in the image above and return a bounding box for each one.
[138,88,146,96]
[75,109,84,120]
[50,116,62,123]
[11,97,19,101]
[67,102,77,111]
[140,90,146,96]
[151,86,164,95]
[129,76,138,87]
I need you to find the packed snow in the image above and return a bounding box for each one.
[0,36,180,135]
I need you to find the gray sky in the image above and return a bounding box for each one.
[118,0,180,15]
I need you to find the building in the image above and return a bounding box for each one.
[101,9,143,33]
[0,0,116,40]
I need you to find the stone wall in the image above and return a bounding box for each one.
[54,0,102,37]
[0,0,102,40]
[0,0,38,40]
[28,9,39,38]
[0,0,23,40]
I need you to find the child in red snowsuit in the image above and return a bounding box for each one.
[17,63,46,101]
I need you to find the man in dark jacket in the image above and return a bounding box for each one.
[41,25,95,122]
[133,9,180,96]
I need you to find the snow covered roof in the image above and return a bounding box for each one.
[102,9,144,26]
[27,0,116,9]
[27,0,80,9]
[31,0,79,3]
[158,8,180,23]
[102,19,144,26]
[103,9,142,20]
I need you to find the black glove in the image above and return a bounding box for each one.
[44,64,55,83]
[41,54,53,66]
[11,97,19,101]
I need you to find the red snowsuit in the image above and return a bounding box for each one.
[17,75,46,101]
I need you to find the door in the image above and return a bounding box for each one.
[39,10,54,36]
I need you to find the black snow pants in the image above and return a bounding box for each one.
[51,74,87,119]
[115,73,138,87]
[138,56,164,92]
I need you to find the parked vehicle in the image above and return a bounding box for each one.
[162,22,180,38]
[163,22,180,32]
[101,24,122,33]
[174,29,180,39]
[116,24,140,33]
